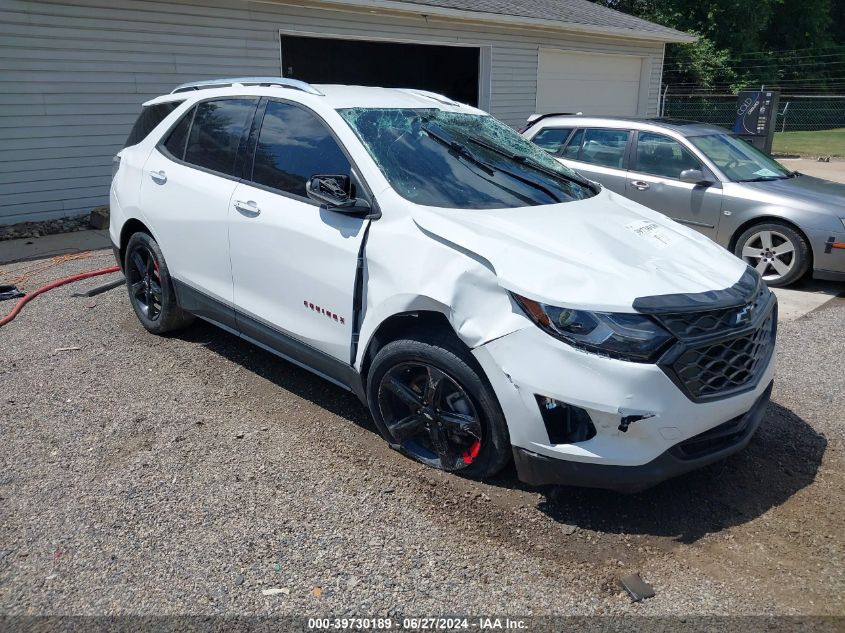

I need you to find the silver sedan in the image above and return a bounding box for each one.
[523,115,845,287]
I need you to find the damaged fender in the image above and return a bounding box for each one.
[354,191,531,370]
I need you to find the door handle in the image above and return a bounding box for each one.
[630,180,650,191]
[149,170,167,184]
[233,199,260,216]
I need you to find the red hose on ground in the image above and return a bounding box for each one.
[0,265,120,329]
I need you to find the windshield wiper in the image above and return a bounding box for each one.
[421,123,563,203]
[737,175,789,182]
[467,135,596,191]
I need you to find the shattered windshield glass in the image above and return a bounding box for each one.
[338,108,597,209]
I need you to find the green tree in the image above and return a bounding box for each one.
[592,0,844,93]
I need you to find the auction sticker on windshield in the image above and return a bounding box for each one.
[625,220,679,250]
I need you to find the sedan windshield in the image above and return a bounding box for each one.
[338,108,596,209]
[689,134,792,182]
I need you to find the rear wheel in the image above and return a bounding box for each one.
[367,334,511,478]
[734,222,810,287]
[124,232,193,334]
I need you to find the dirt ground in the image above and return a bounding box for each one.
[0,251,843,618]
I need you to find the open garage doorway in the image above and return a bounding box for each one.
[280,34,482,107]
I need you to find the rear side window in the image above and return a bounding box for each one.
[162,106,194,160]
[124,101,182,148]
[561,129,584,159]
[567,128,629,169]
[251,101,351,198]
[183,99,257,176]
[531,128,572,154]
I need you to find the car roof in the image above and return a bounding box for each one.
[530,115,729,137]
[144,80,485,115]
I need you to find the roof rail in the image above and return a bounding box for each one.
[171,77,324,96]
[397,88,461,106]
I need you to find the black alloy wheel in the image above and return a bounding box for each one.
[123,231,193,334]
[127,243,163,321]
[126,244,162,321]
[377,362,484,471]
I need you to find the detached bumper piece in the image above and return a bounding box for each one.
[513,381,773,492]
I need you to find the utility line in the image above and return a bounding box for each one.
[662,60,845,72]
[663,44,845,61]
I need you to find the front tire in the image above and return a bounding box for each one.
[366,333,511,479]
[124,232,193,334]
[733,221,810,287]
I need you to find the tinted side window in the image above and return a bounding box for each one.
[572,129,629,169]
[252,101,351,198]
[124,101,182,148]
[163,106,194,160]
[531,128,572,154]
[184,99,257,176]
[635,132,702,179]
[561,129,584,159]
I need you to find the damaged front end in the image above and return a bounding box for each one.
[472,269,776,492]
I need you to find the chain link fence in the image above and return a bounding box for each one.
[662,94,845,132]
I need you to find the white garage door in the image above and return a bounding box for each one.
[536,49,645,116]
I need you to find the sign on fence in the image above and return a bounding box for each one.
[733,90,780,153]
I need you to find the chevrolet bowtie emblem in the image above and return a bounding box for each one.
[735,304,753,325]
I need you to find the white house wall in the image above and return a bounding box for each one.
[0,0,665,223]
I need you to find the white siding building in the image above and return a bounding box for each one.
[0,0,692,224]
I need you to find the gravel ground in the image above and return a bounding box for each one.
[0,251,843,617]
[0,215,91,242]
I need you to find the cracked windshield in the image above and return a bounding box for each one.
[339,108,597,209]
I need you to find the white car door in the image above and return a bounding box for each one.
[228,99,369,364]
[140,97,259,326]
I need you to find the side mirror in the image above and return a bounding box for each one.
[306,174,377,218]
[679,169,711,185]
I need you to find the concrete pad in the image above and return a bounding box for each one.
[0,229,111,265]
[778,158,845,184]
[771,279,844,322]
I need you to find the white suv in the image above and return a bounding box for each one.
[110,78,777,492]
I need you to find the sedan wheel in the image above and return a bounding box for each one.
[739,229,797,283]
[377,362,484,471]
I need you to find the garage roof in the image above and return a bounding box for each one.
[314,0,696,43]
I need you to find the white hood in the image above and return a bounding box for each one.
[409,188,746,312]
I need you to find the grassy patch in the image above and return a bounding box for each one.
[772,128,845,157]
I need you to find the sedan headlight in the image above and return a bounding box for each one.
[513,294,673,362]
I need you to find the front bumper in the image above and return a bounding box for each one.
[513,381,771,492]
[809,228,845,280]
[472,299,776,490]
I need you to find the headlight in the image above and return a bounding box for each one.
[512,294,673,362]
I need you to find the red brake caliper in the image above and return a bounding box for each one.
[462,440,481,465]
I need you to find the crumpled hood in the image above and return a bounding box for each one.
[407,188,746,312]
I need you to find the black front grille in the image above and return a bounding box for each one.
[658,282,770,338]
[656,287,776,401]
